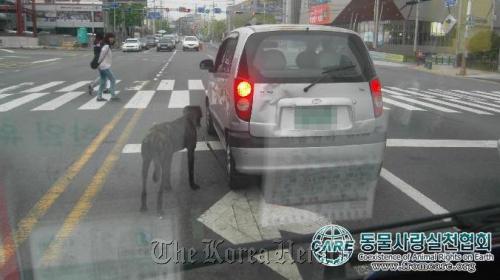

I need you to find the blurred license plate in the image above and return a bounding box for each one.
[295,107,335,129]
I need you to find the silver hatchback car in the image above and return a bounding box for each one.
[200,25,387,189]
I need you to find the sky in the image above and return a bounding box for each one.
[146,0,246,20]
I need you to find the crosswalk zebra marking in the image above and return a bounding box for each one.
[452,90,500,102]
[437,98,500,114]
[122,141,224,154]
[78,91,121,110]
[56,81,92,92]
[124,90,155,108]
[0,92,52,112]
[188,80,204,90]
[32,91,86,111]
[126,81,148,91]
[0,82,34,94]
[385,87,436,98]
[382,97,426,111]
[420,98,492,115]
[382,88,410,97]
[389,95,459,113]
[157,80,175,91]
[168,90,190,108]
[0,94,12,100]
[431,89,487,102]
[92,80,122,91]
[472,90,500,99]
[22,81,65,93]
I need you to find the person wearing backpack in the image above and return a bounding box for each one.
[88,33,110,95]
[95,33,119,102]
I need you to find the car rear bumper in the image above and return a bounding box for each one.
[183,45,199,49]
[228,131,386,173]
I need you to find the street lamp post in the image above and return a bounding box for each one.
[413,0,420,53]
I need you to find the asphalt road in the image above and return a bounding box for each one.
[0,45,499,280]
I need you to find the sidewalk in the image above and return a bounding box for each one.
[409,63,500,82]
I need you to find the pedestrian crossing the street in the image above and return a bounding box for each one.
[1,80,500,116]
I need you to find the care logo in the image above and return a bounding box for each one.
[311,225,355,267]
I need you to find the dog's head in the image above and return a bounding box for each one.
[183,106,202,127]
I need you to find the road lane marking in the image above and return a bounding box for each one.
[22,81,65,93]
[31,58,62,64]
[472,90,500,98]
[125,81,148,91]
[124,90,155,108]
[0,108,127,268]
[387,139,498,148]
[0,49,15,53]
[77,91,121,110]
[0,94,11,100]
[93,80,122,91]
[420,97,493,115]
[157,80,175,90]
[436,98,500,113]
[121,141,224,154]
[31,91,85,111]
[385,87,433,98]
[382,97,426,111]
[452,90,500,102]
[0,92,52,112]
[0,82,34,94]
[382,88,410,97]
[188,80,204,90]
[56,81,91,92]
[168,90,190,108]
[381,168,449,215]
[389,95,459,113]
[40,109,143,266]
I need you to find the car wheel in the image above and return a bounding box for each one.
[205,98,216,136]
[225,142,245,189]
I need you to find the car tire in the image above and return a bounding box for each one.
[205,98,216,136]
[225,142,245,190]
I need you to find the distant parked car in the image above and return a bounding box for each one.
[146,36,156,48]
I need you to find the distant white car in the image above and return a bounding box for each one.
[182,36,200,51]
[121,38,141,52]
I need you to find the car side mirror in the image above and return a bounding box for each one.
[200,59,215,72]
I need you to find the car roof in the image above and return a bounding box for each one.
[232,24,357,35]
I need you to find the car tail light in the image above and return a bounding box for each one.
[370,78,383,118]
[234,78,253,121]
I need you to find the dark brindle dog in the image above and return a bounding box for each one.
[141,105,202,215]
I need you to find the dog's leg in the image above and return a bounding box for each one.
[140,155,151,212]
[157,154,172,216]
[152,158,161,183]
[187,147,200,190]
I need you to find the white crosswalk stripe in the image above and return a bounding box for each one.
[93,80,122,91]
[168,90,190,108]
[388,95,459,113]
[382,97,426,111]
[22,81,65,93]
[78,91,121,110]
[188,80,204,90]
[124,90,155,108]
[0,92,53,112]
[420,97,492,115]
[56,81,92,92]
[452,90,500,102]
[436,97,500,113]
[472,90,500,99]
[157,80,175,91]
[32,91,86,111]
[0,94,12,100]
[0,82,34,94]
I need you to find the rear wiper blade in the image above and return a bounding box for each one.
[303,64,357,92]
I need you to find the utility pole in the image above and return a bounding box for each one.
[113,0,116,33]
[413,0,420,53]
[459,0,472,76]
[373,0,379,49]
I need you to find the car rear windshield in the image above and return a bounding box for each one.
[240,31,375,83]
[185,37,197,42]
[126,39,138,43]
[160,39,173,43]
